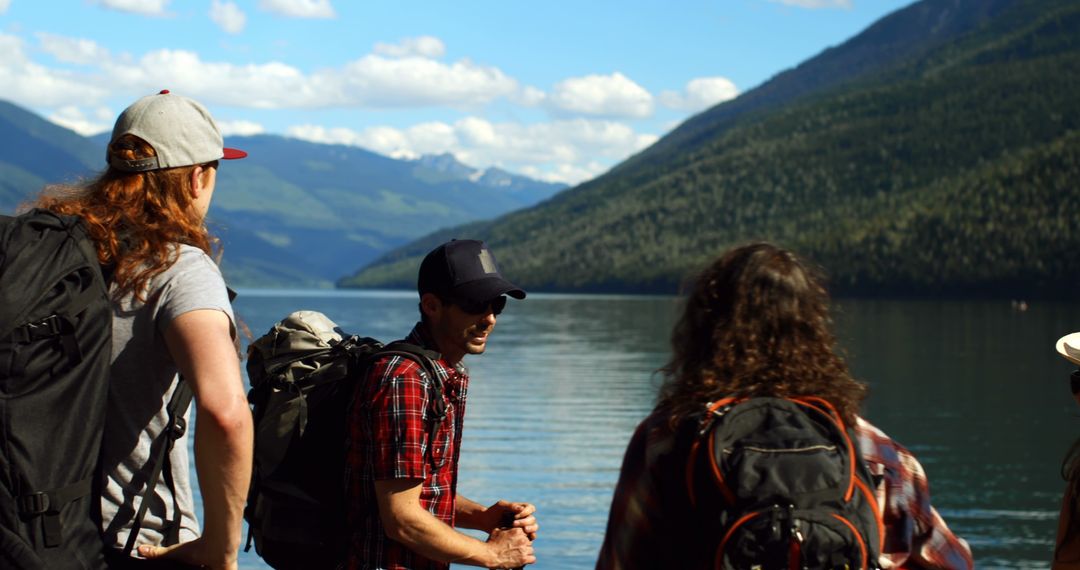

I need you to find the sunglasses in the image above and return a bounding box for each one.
[450,295,507,316]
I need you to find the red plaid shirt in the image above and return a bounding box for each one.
[596,410,973,569]
[345,324,468,570]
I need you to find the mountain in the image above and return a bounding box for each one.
[208,136,563,285]
[410,153,563,206]
[0,101,100,212]
[341,0,1080,299]
[0,110,565,286]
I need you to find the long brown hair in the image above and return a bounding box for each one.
[657,242,867,427]
[35,134,216,301]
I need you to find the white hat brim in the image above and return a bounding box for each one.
[1056,332,1080,366]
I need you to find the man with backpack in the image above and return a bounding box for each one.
[345,239,538,570]
[595,243,972,569]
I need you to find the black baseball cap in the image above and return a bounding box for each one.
[418,239,526,305]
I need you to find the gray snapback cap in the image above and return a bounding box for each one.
[108,89,246,172]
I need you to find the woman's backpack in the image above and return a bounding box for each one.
[686,396,884,570]
[0,210,112,569]
[244,310,440,570]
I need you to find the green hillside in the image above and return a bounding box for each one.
[341,0,1080,298]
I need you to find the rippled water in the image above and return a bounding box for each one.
[194,289,1080,569]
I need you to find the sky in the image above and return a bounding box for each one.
[0,0,914,185]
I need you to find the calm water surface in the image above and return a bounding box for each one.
[205,289,1080,569]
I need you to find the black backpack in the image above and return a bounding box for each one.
[244,310,441,570]
[0,210,112,569]
[686,396,884,570]
[0,209,198,569]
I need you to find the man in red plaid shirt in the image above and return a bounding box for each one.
[346,239,538,570]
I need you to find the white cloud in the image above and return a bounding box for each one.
[287,117,658,185]
[0,1,10,15]
[48,105,114,136]
[659,76,739,112]
[549,72,654,118]
[373,36,445,59]
[86,48,519,110]
[6,30,527,112]
[97,0,171,16]
[768,0,852,8]
[335,55,518,108]
[210,0,246,35]
[513,86,547,107]
[36,33,112,66]
[259,0,335,19]
[217,119,265,136]
[0,34,111,107]
[287,122,457,159]
[105,50,320,108]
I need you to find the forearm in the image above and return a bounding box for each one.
[455,494,495,532]
[193,400,253,561]
[163,309,253,567]
[385,503,496,567]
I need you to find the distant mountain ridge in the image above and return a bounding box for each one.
[411,152,558,198]
[0,109,565,286]
[0,100,100,210]
[343,0,1080,298]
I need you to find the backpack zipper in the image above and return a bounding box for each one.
[715,507,869,570]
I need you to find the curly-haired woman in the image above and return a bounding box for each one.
[36,91,253,570]
[596,242,972,570]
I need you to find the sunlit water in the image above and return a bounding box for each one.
[184,289,1080,569]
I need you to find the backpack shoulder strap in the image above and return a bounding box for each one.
[121,377,195,556]
[374,341,447,423]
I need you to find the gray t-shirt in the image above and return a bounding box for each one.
[99,244,235,551]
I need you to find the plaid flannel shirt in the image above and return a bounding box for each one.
[345,323,468,570]
[854,417,974,569]
[596,411,973,569]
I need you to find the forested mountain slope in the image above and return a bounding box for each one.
[343,0,1080,298]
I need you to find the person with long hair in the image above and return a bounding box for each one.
[35,90,253,569]
[595,242,972,569]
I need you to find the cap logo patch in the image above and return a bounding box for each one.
[478,249,497,274]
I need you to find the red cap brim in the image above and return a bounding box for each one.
[223,147,247,160]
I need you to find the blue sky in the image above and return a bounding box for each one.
[0,0,912,184]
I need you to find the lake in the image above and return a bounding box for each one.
[209,289,1080,569]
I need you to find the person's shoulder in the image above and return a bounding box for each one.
[635,409,686,455]
[150,244,223,288]
[172,244,222,274]
[368,348,432,382]
[854,416,915,469]
[148,244,231,321]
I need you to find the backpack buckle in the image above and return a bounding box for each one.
[17,492,50,516]
[698,402,734,436]
[11,314,64,343]
[169,416,188,441]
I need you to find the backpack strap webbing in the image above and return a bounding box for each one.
[16,477,94,548]
[122,377,195,556]
[367,342,446,460]
[377,341,445,420]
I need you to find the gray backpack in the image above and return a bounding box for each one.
[243,310,440,569]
